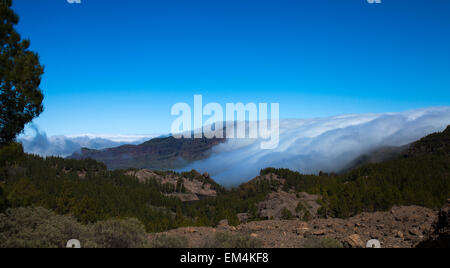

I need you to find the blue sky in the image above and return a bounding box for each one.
[12,0,450,136]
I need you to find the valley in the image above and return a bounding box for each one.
[1,126,449,248]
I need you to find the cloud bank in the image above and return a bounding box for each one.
[19,125,158,157]
[184,107,450,186]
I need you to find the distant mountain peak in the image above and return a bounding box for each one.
[70,135,226,170]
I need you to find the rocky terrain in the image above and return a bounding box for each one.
[150,203,446,248]
[243,174,321,221]
[126,169,219,202]
[256,191,321,220]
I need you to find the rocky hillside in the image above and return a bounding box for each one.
[70,136,225,170]
[150,202,449,248]
[241,173,321,221]
[343,145,408,172]
[342,125,450,172]
[2,126,448,244]
[126,169,221,202]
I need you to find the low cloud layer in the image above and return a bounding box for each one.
[19,125,157,157]
[184,107,450,186]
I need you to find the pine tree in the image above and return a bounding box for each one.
[0,0,44,145]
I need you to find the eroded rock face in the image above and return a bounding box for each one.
[126,169,218,202]
[345,234,365,248]
[247,173,321,220]
[257,191,321,220]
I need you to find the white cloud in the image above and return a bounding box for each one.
[65,134,160,143]
[183,107,450,186]
[19,125,159,157]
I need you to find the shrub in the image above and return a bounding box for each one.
[303,237,343,248]
[151,234,189,248]
[0,207,151,248]
[296,201,312,221]
[281,208,293,220]
[203,232,262,248]
[91,218,149,248]
[0,207,95,248]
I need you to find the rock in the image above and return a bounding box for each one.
[250,233,259,238]
[186,228,197,233]
[409,228,421,236]
[345,234,365,248]
[295,225,310,235]
[395,231,404,239]
[237,213,249,224]
[218,219,229,227]
[370,232,380,239]
[312,230,326,236]
[303,231,312,238]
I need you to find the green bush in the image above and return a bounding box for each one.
[303,237,343,248]
[151,234,189,248]
[91,218,149,248]
[203,232,262,248]
[281,208,293,220]
[0,207,95,248]
[0,207,151,248]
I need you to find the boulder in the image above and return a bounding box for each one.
[295,223,310,235]
[409,228,421,236]
[218,219,229,227]
[345,234,365,248]
[395,230,404,239]
[312,230,326,236]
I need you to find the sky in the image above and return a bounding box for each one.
[11,0,450,136]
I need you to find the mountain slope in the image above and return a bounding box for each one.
[342,125,450,172]
[342,145,409,173]
[70,136,225,170]
[2,125,449,235]
[407,125,450,157]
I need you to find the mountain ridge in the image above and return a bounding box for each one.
[70,135,225,170]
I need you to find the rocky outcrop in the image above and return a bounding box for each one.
[70,136,225,170]
[344,234,365,248]
[416,199,450,248]
[256,191,321,220]
[150,205,439,248]
[126,169,218,202]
